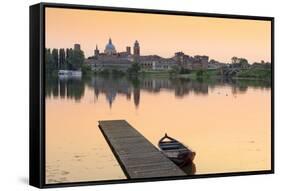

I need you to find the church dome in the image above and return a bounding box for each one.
[104,38,117,55]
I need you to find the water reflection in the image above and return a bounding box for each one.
[46,76,85,101]
[46,75,271,108]
[46,75,271,182]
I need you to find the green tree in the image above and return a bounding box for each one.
[45,48,55,73]
[127,63,140,75]
[238,58,249,68]
[72,49,85,70]
[66,49,85,70]
[59,48,66,69]
[239,58,248,65]
[169,65,180,75]
[81,64,92,75]
[179,67,191,74]
[231,56,238,64]
[196,69,209,78]
[51,48,59,69]
[231,57,249,68]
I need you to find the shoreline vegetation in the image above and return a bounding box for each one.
[169,68,271,81]
[84,66,272,82]
[45,47,271,81]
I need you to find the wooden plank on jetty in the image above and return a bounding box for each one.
[98,120,185,179]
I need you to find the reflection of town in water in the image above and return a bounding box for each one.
[46,75,271,108]
[45,74,271,183]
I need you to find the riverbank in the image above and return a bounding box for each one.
[48,67,271,82]
[171,68,271,81]
[236,68,271,79]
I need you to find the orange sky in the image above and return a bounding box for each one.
[46,7,271,63]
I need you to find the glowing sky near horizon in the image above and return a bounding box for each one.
[46,8,271,63]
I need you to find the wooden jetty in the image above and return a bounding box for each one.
[98,120,186,179]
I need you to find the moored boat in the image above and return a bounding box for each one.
[58,70,82,79]
[158,133,196,167]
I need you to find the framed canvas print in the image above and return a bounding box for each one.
[29,2,274,188]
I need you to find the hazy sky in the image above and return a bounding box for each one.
[46,8,271,63]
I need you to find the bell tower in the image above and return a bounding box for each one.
[133,40,140,56]
[94,45,99,57]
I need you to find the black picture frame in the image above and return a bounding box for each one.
[30,2,275,188]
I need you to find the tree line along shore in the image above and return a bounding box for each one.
[45,47,271,81]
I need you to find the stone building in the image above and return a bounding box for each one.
[86,38,137,71]
[208,59,225,69]
[156,58,176,70]
[126,46,131,55]
[94,45,99,57]
[74,44,81,51]
[192,55,209,70]
[133,40,140,56]
[85,38,211,72]
[138,55,175,71]
[138,55,161,70]
[104,38,117,55]
[173,52,209,70]
[173,52,193,69]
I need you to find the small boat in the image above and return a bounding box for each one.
[158,133,196,167]
[181,162,196,175]
[58,70,82,79]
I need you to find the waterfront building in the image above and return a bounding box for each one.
[133,40,140,56]
[85,38,210,72]
[174,52,185,65]
[208,59,225,69]
[138,55,161,70]
[156,58,176,70]
[86,39,137,71]
[104,38,117,55]
[74,43,81,51]
[94,45,99,57]
[126,46,131,55]
[173,52,193,69]
[192,55,209,70]
[173,52,209,70]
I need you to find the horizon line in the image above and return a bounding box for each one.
[45,45,271,65]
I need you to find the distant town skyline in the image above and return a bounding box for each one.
[46,8,271,63]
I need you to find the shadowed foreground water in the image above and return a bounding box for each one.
[45,75,271,184]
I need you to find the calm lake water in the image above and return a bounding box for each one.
[45,75,271,184]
